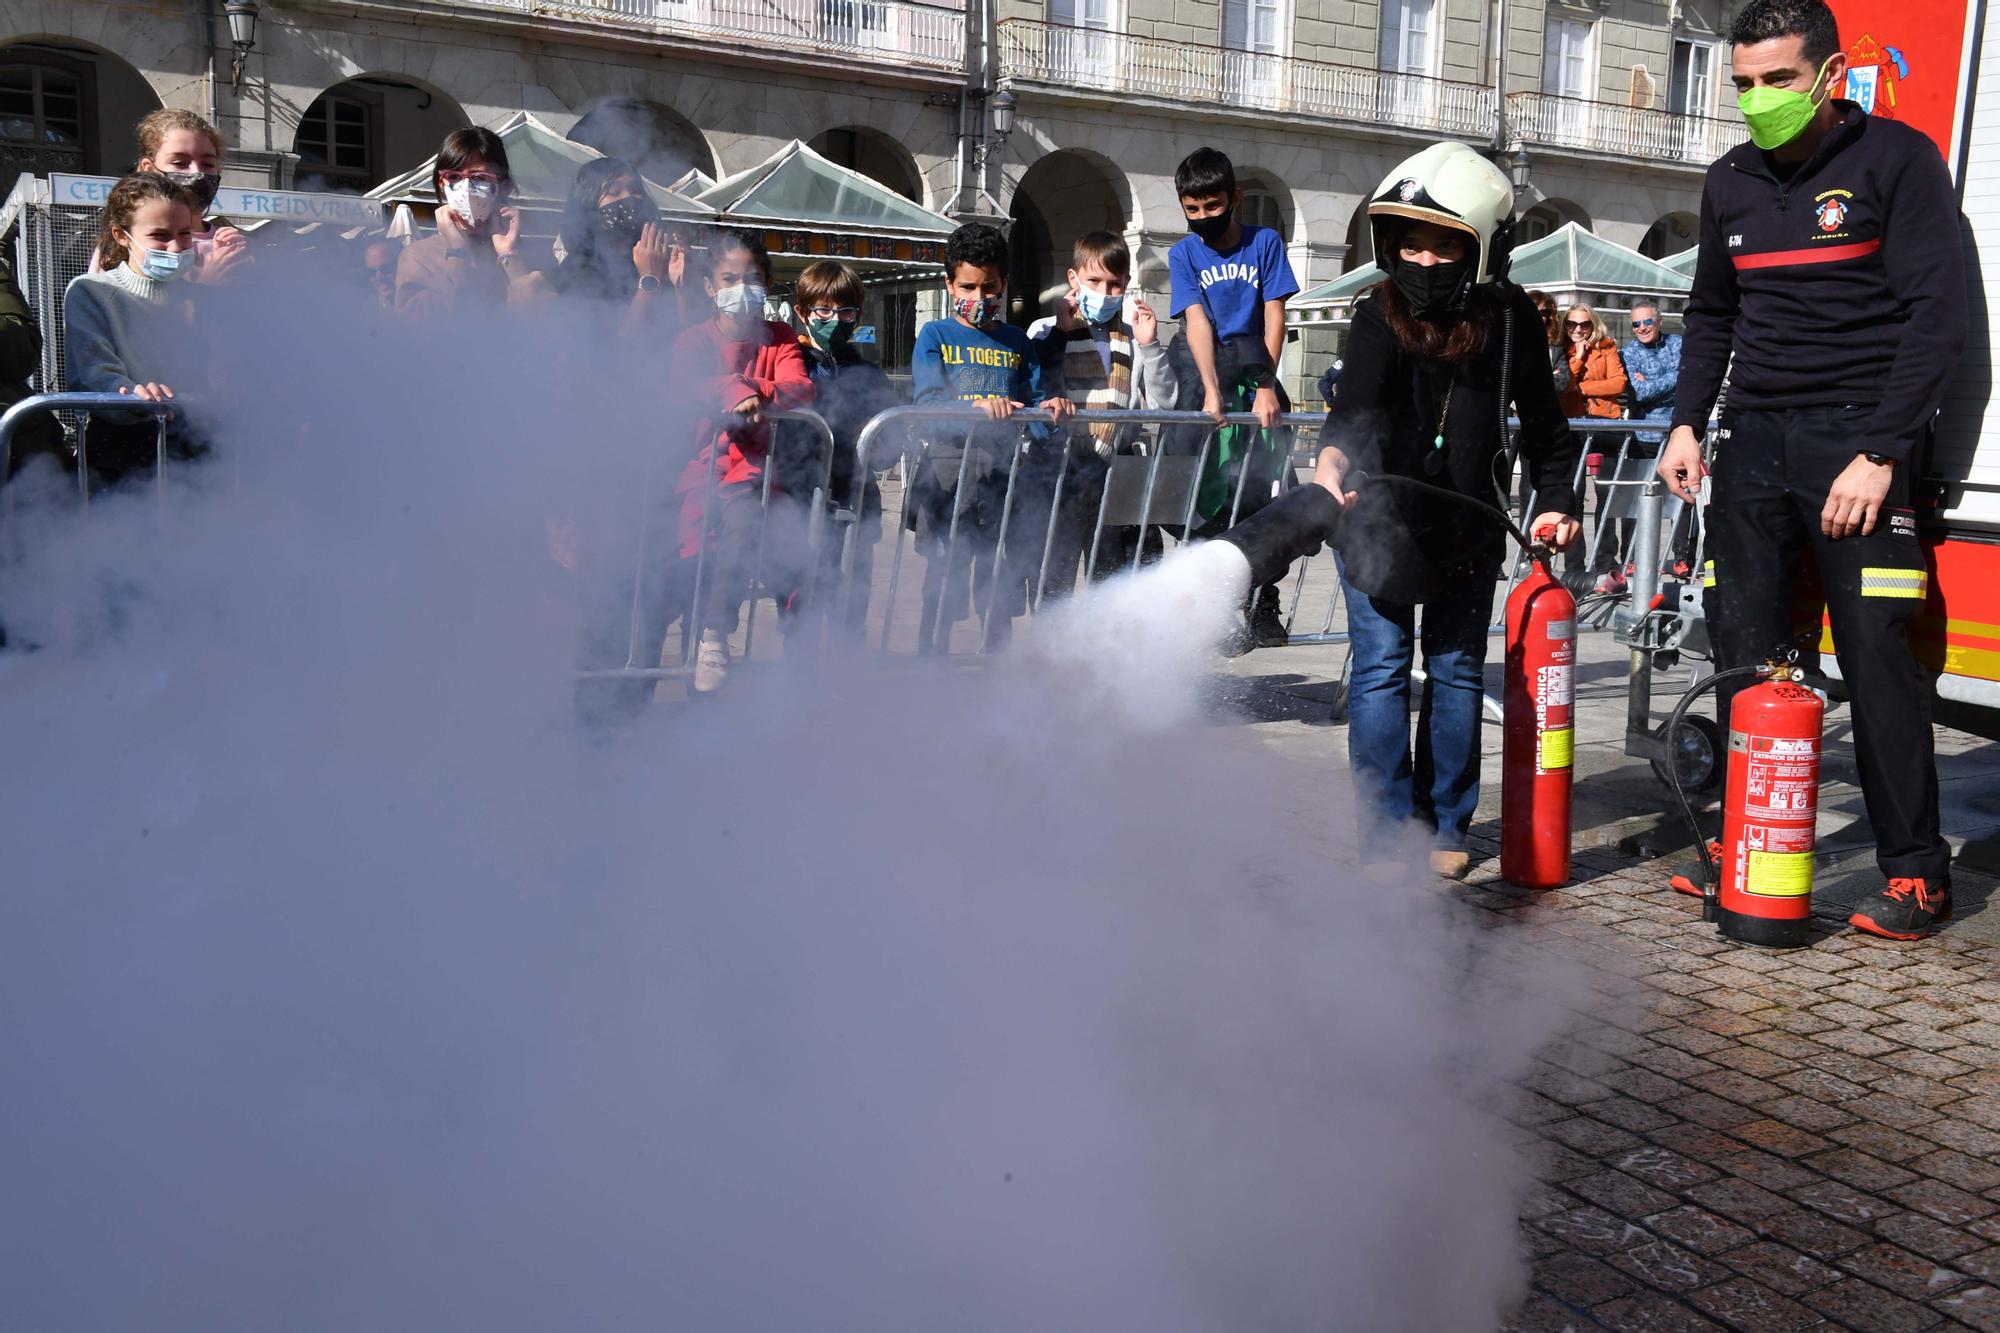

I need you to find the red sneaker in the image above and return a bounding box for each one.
[1849,877,1952,941]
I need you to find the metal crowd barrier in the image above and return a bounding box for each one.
[575,407,839,684]
[0,391,183,501]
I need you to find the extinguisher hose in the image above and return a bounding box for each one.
[1660,663,1768,920]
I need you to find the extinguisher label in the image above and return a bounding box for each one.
[1539,725,1574,771]
[1745,849,1814,896]
[1730,733,1820,822]
[1547,619,1574,641]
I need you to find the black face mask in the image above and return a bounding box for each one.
[1393,258,1469,318]
[596,197,656,244]
[1186,210,1233,245]
[163,170,222,212]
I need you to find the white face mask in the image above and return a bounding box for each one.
[443,178,499,227]
[714,282,767,318]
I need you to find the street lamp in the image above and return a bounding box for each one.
[1509,145,1532,193]
[225,0,259,90]
[973,88,1016,172]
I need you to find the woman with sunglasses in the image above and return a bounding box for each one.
[1559,305,1628,422]
[395,128,530,322]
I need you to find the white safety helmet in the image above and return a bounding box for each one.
[1367,142,1517,290]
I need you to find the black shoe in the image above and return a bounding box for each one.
[1246,593,1289,649]
[1849,877,1952,940]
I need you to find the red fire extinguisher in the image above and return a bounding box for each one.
[1715,668,1823,947]
[1502,530,1576,889]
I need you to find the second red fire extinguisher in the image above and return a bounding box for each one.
[1715,668,1824,948]
[1502,530,1576,889]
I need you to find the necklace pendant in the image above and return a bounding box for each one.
[1433,432,1445,450]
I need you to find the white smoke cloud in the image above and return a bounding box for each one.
[0,278,1573,1330]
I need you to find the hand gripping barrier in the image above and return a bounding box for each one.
[574,407,838,684]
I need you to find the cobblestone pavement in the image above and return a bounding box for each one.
[1477,840,2000,1333]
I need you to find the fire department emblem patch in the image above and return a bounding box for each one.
[1816,196,1848,232]
[1397,178,1420,202]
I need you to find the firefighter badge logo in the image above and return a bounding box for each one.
[1816,196,1848,232]
[1397,177,1420,202]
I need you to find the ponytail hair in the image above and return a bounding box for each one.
[95,172,199,270]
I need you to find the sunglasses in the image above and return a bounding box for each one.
[366,264,395,280]
[1565,319,1594,330]
[1632,318,1658,328]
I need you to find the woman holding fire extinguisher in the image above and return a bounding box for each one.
[1314,142,1583,879]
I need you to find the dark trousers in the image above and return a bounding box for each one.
[1708,405,1948,884]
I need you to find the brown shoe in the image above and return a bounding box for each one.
[1429,849,1471,880]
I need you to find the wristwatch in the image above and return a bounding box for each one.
[1860,450,1893,466]
[637,275,661,293]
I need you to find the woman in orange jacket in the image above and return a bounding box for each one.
[1560,305,1627,419]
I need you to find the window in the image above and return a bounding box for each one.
[295,93,376,193]
[1379,0,1436,76]
[1222,0,1284,108]
[1049,0,1117,80]
[1669,38,1714,116]
[1542,17,1595,99]
[1241,189,1285,237]
[0,55,92,196]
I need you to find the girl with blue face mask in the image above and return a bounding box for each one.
[63,173,212,484]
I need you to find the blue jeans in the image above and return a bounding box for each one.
[1340,563,1495,851]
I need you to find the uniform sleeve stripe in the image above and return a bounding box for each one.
[1731,238,1884,270]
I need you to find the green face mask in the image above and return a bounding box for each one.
[808,318,852,350]
[1738,55,1836,150]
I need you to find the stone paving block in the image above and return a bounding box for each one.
[1883,1049,1977,1081]
[1805,1049,1898,1086]
[1946,1021,2000,1050]
[1690,1009,1772,1039]
[1834,1241,1971,1299]
[1686,1275,1821,1332]
[1907,1148,2000,1195]
[1951,1067,2000,1096]
[1805,1147,1920,1191]
[1800,1277,1948,1332]
[1500,1294,1595,1332]
[1873,1213,1986,1263]
[1606,1067,1693,1104]
[1757,1206,1872,1261]
[1886,1177,2000,1226]
[1954,1096,2000,1133]
[1707,1047,1804,1080]
[1686,1178,1793,1225]
[1824,980,1900,1009]
[1644,1205,1762,1256]
[1662,1026,1745,1056]
[1714,1151,1820,1194]
[1522,1182,1582,1220]
[1741,1031,1828,1061]
[1959,1245,2000,1283]
[1715,1240,1843,1296]
[1592,1094,1686,1134]
[1513,1090,1583,1127]
[1880,998,1981,1029]
[1754,1008,1842,1037]
[1814,1027,1905,1058]
[1916,1117,2000,1159]
[1523,1226,1572,1261]
[1752,1095,1857,1134]
[1568,1169,1683,1220]
[1616,1145,1723,1192]
[1635,1046,1730,1081]
[1827,1120,1939,1163]
[1727,1119,1831,1159]
[1651,1122,1759,1162]
[1539,1205,1652,1256]
[1666,1093,1769,1131]
[1612,1239,1735,1295]
[1546,1041,1634,1079]
[1873,1072,1973,1110]
[1815,999,1896,1030]
[1549,1116,1649,1157]
[1527,1139,1607,1183]
[1788,1179,1900,1226]
[1775,1067,1874,1104]
[1934,1282,2000,1332]
[1871,1023,1967,1053]
[1535,1249,1639,1306]
[1529,1065,1616,1107]
[1593,1291,1730,1332]
[1845,1091,1940,1128]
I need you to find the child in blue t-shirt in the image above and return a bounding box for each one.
[1167,146,1299,430]
[907,223,1072,652]
[1167,146,1301,651]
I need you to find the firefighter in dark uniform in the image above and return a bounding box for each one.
[1661,0,1966,940]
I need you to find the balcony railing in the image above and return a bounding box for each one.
[997,18,1497,140]
[1506,91,1745,164]
[520,0,966,70]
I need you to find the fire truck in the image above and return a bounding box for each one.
[1831,0,2000,737]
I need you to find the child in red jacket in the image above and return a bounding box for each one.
[673,230,814,692]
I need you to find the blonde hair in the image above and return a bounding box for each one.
[1565,304,1609,344]
[135,108,224,166]
[95,173,199,269]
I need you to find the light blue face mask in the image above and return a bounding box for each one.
[139,247,187,284]
[1077,288,1122,325]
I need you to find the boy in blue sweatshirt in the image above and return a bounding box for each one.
[906,223,1071,651]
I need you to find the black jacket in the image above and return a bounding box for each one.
[1670,103,1967,463]
[0,257,60,477]
[1326,286,1579,604]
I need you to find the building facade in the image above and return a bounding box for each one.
[3,0,1739,383]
